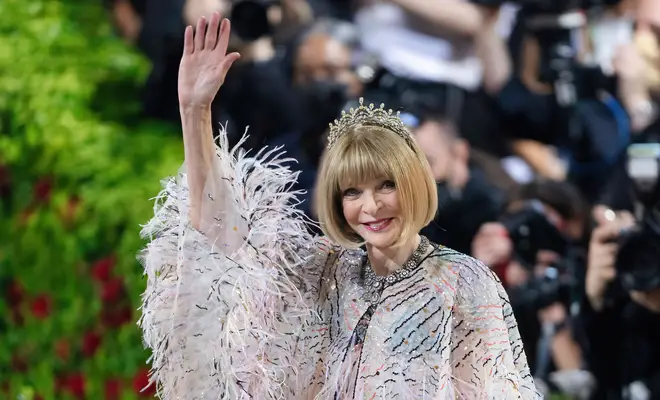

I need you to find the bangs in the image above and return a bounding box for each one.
[332,137,392,190]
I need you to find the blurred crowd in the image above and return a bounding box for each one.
[103,0,660,399]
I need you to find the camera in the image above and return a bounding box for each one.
[500,200,569,269]
[508,260,578,312]
[615,142,660,292]
[230,0,279,41]
[472,0,627,192]
[499,200,579,311]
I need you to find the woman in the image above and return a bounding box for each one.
[139,13,541,399]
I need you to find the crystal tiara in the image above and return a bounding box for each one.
[326,98,413,150]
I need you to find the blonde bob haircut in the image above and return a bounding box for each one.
[315,124,438,249]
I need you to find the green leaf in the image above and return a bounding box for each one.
[1,0,179,393]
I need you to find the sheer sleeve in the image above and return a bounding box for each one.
[138,128,329,399]
[448,253,542,399]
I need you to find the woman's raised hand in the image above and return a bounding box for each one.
[178,13,240,107]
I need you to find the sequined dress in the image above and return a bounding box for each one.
[139,132,542,399]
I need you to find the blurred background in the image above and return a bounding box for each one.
[1,0,660,399]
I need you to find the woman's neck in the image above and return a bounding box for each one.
[366,234,421,276]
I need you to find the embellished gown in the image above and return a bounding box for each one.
[139,132,542,399]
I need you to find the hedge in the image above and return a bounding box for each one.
[0,1,183,399]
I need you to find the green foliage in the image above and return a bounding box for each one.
[0,1,182,398]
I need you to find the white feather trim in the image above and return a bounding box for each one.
[138,126,327,399]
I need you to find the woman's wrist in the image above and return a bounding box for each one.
[180,102,212,115]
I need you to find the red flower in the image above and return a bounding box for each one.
[33,177,53,203]
[54,339,70,361]
[68,374,86,398]
[101,306,133,328]
[30,294,52,319]
[56,373,86,399]
[5,280,24,306]
[0,164,10,199]
[82,331,102,358]
[133,368,156,397]
[118,306,133,325]
[92,255,116,282]
[104,378,122,400]
[101,278,125,303]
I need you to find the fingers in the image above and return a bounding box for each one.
[183,25,194,55]
[186,15,233,55]
[615,210,636,229]
[592,223,621,244]
[205,13,221,50]
[195,16,207,51]
[222,52,241,70]
[591,206,636,245]
[588,238,618,272]
[591,243,619,267]
[593,205,636,229]
[592,205,615,225]
[216,18,230,55]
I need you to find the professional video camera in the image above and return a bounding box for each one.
[615,142,660,292]
[230,0,279,41]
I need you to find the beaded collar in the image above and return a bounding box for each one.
[362,236,430,303]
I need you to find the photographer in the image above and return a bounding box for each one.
[598,7,660,213]
[585,101,660,399]
[472,180,593,398]
[410,115,508,254]
[494,0,645,195]
[583,196,660,396]
[219,4,361,152]
[288,18,364,163]
[216,0,305,150]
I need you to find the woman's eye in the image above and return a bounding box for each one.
[381,180,395,190]
[342,188,360,197]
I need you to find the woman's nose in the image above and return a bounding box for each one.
[361,192,380,215]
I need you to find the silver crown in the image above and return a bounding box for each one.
[327,98,413,150]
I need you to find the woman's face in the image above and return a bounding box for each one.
[341,177,402,249]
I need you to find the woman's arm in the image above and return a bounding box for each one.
[180,104,215,229]
[474,7,512,95]
[139,14,329,398]
[177,16,239,230]
[386,0,486,37]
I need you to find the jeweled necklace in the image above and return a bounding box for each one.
[362,236,430,303]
